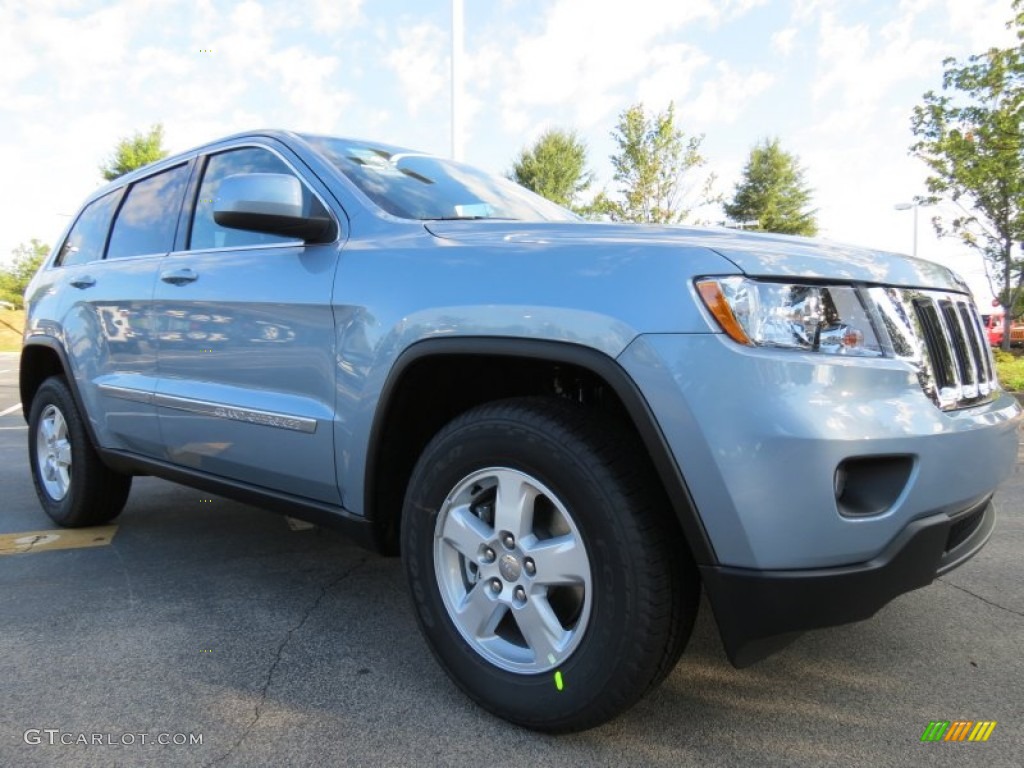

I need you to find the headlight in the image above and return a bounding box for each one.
[696,277,884,357]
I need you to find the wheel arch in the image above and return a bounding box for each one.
[364,337,716,565]
[19,338,100,447]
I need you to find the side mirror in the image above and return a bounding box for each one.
[213,173,335,242]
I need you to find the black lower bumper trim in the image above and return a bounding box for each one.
[701,497,996,668]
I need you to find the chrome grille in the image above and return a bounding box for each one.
[867,288,999,411]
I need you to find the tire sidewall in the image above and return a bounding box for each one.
[403,410,646,726]
[28,379,86,525]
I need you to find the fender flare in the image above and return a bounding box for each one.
[365,336,718,565]
[19,335,101,449]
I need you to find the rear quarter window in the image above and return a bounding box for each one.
[56,190,123,267]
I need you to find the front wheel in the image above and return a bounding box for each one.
[28,376,132,527]
[401,397,698,732]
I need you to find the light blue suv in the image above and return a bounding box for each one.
[20,130,1021,731]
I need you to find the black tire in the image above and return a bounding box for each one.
[401,397,699,732]
[28,376,132,527]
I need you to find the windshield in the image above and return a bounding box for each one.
[303,135,578,222]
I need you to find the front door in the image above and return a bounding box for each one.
[153,144,342,504]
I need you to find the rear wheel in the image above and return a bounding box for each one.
[401,397,698,732]
[28,376,132,527]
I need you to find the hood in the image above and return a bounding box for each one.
[424,221,970,294]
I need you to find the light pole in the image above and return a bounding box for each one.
[894,202,918,259]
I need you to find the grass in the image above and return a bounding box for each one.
[993,348,1024,392]
[0,309,24,352]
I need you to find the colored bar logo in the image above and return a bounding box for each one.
[921,721,996,742]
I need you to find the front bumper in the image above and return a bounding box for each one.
[617,332,1018,666]
[618,333,1020,569]
[701,495,996,666]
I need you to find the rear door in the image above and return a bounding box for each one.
[55,162,191,456]
[152,142,343,504]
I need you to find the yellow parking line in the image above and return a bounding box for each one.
[0,525,118,555]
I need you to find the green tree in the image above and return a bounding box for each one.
[597,102,716,224]
[724,138,818,235]
[509,128,594,212]
[910,1,1024,349]
[99,123,168,181]
[0,239,50,309]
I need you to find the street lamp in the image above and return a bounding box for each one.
[894,202,918,259]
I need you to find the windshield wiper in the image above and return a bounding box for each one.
[424,216,518,221]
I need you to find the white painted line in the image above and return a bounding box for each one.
[0,403,21,417]
[0,426,27,430]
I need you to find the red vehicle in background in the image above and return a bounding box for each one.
[982,311,1024,347]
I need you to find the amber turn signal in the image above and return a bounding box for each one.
[697,279,751,345]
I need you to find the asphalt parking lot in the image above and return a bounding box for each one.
[0,349,1022,767]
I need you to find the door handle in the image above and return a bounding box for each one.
[69,275,96,289]
[160,268,199,285]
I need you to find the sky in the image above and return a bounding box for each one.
[0,0,1019,303]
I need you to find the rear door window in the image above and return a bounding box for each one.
[106,163,190,260]
[56,190,123,267]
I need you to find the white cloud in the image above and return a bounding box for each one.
[385,22,448,117]
[722,0,770,21]
[232,0,262,26]
[306,0,364,34]
[267,47,351,133]
[810,9,946,135]
[771,27,798,56]
[484,0,779,142]
[495,0,720,127]
[0,7,38,100]
[811,14,869,102]
[460,42,506,135]
[21,4,132,101]
[635,44,711,111]
[792,0,832,22]
[781,2,948,266]
[216,2,278,72]
[943,0,1018,50]
[687,63,775,125]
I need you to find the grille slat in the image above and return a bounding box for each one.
[967,304,995,384]
[913,299,957,391]
[911,295,997,410]
[958,303,989,396]
[942,300,978,398]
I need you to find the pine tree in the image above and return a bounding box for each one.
[724,138,817,236]
[509,128,593,212]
